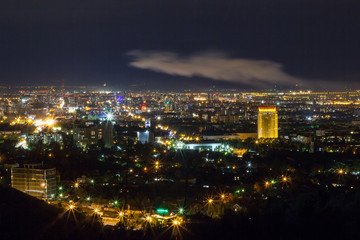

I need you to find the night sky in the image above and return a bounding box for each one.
[0,0,359,89]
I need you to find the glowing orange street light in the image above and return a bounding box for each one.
[67,203,76,211]
[93,208,100,215]
[145,216,152,223]
[172,218,182,226]
[281,176,290,183]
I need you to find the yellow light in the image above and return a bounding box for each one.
[207,198,214,204]
[258,106,278,139]
[74,182,79,188]
[68,204,76,211]
[172,218,182,226]
[338,169,345,175]
[281,176,290,183]
[258,106,277,112]
[220,194,225,199]
[45,118,55,126]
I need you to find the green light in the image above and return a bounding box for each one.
[86,197,91,201]
[178,208,184,214]
[156,208,169,215]
[58,186,63,191]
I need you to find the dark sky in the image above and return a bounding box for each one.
[0,0,359,89]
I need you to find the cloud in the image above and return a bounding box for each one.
[127,50,302,87]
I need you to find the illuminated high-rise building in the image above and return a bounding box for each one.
[102,120,114,149]
[257,106,278,139]
[11,164,57,199]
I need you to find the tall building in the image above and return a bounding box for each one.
[11,164,57,199]
[102,120,114,149]
[257,106,278,139]
[73,120,114,148]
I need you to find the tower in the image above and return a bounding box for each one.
[257,106,278,139]
[102,120,114,149]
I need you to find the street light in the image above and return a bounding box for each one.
[93,208,100,215]
[282,176,288,183]
[178,207,185,215]
[145,216,152,223]
[172,218,182,226]
[67,203,76,211]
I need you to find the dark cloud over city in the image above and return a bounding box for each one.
[128,50,302,88]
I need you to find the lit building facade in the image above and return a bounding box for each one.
[11,164,57,199]
[102,120,114,149]
[257,106,278,139]
[73,120,114,148]
[137,130,154,144]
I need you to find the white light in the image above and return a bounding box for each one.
[106,113,114,121]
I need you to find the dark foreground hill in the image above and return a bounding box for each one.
[0,186,104,240]
[2,186,360,240]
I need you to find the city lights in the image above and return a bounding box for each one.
[207,198,214,205]
[172,218,182,226]
[4,87,360,237]
[93,208,100,215]
[1,0,360,238]
[145,216,152,223]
